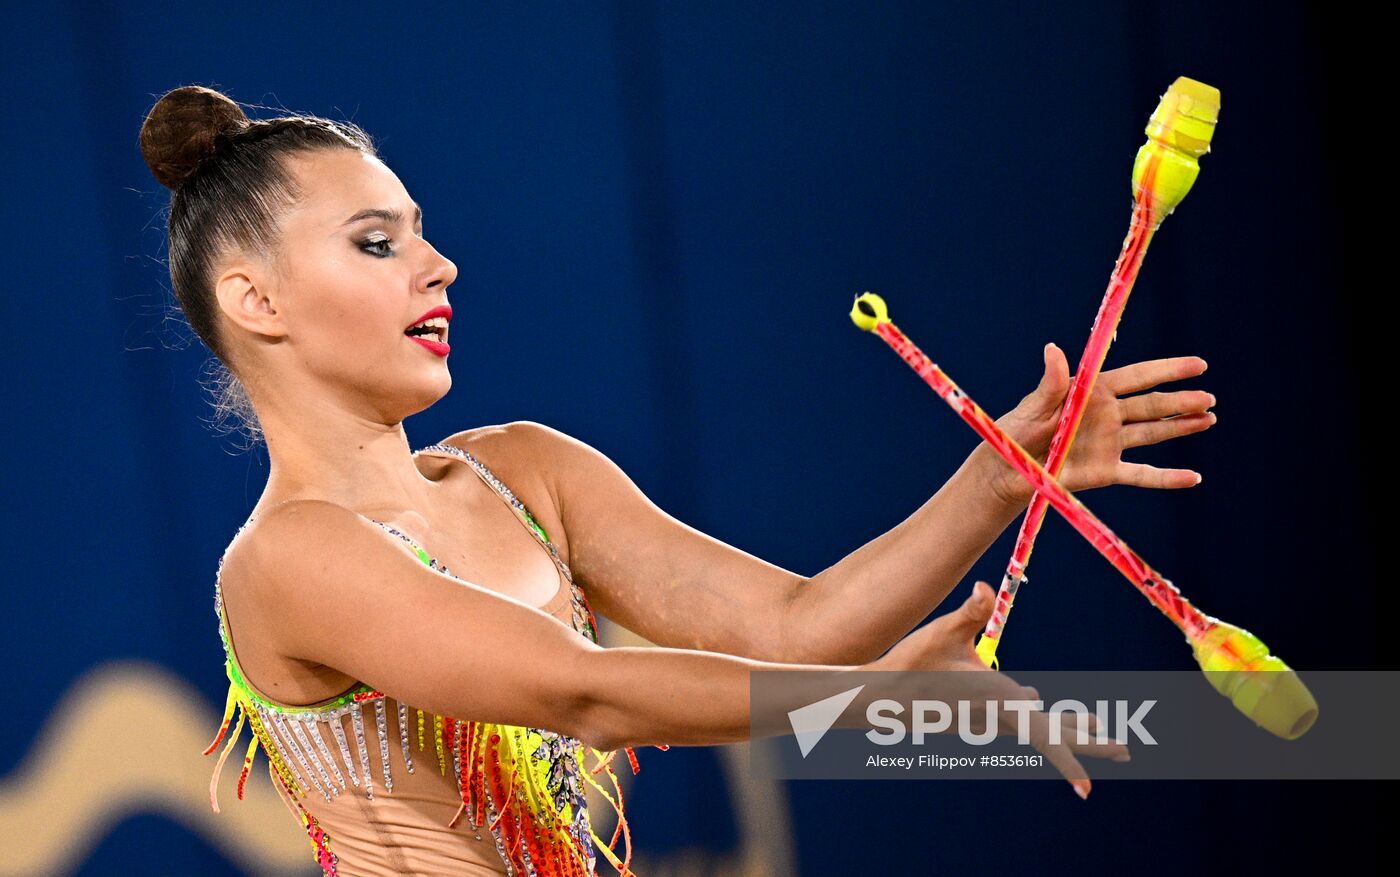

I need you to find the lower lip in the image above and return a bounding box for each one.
[407,335,450,357]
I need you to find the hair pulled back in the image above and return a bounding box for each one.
[139,85,377,448]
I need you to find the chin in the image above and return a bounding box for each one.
[371,367,450,420]
[408,372,452,413]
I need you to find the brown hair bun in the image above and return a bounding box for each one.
[139,85,250,190]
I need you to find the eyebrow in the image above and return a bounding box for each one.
[339,203,423,229]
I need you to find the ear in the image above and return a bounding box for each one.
[214,261,287,339]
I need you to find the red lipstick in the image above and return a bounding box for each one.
[409,335,450,357]
[405,303,452,357]
[405,304,452,329]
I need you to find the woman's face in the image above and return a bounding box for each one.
[250,148,459,420]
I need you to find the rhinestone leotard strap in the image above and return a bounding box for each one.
[412,442,587,628]
[214,441,581,712]
[205,440,649,877]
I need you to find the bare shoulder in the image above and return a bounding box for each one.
[233,497,364,550]
[222,499,411,627]
[433,420,589,557]
[434,420,579,463]
[218,495,606,728]
[223,499,379,605]
[218,499,386,693]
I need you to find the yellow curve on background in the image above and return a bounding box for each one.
[0,659,314,876]
[1,625,798,876]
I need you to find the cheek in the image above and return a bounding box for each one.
[299,278,402,360]
[331,257,396,328]
[282,244,410,364]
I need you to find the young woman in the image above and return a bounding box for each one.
[141,85,1213,876]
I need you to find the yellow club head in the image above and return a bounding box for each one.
[974,633,1000,669]
[1132,76,1221,213]
[850,291,890,332]
[1192,622,1319,740]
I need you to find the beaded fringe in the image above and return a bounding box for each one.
[205,441,667,875]
[206,685,659,876]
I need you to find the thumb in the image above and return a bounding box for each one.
[1029,343,1071,416]
[951,581,996,639]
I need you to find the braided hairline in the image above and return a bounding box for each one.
[180,116,376,191]
[215,115,373,151]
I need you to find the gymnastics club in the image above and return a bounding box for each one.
[977,76,1222,670]
[848,292,1317,740]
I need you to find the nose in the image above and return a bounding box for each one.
[419,241,458,291]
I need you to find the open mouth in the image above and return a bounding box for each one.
[404,317,449,344]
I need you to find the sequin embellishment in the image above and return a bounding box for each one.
[205,441,663,876]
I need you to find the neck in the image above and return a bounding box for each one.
[252,404,441,518]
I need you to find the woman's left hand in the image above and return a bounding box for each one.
[983,342,1217,506]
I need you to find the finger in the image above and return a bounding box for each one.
[994,683,1126,762]
[1045,343,1069,394]
[1021,706,1092,798]
[1119,389,1216,423]
[947,581,997,641]
[1018,685,1105,737]
[1121,412,1217,449]
[992,684,1129,784]
[1058,709,1096,737]
[1051,712,1130,758]
[1100,356,1208,396]
[1027,343,1071,419]
[1113,461,1202,489]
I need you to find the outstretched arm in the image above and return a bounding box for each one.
[227,498,838,753]
[525,347,1214,666]
[785,348,1215,664]
[520,418,1024,665]
[225,496,1129,783]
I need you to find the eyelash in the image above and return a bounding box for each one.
[359,236,394,258]
[358,227,426,258]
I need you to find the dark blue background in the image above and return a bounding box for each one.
[1,2,1381,874]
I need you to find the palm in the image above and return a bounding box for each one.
[991,344,1216,504]
[881,581,1131,791]
[1057,378,1132,492]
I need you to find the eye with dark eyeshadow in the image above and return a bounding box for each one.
[359,236,393,257]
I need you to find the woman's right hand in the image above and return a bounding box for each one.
[873,581,1130,798]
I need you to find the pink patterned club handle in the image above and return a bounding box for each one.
[848,291,1317,740]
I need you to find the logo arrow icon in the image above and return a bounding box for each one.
[787,685,865,757]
